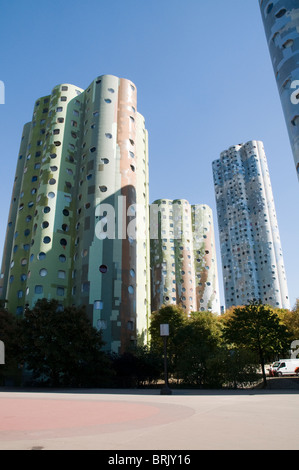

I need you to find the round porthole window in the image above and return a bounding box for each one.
[39,268,47,277]
[99,265,108,273]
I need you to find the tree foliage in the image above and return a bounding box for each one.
[222,300,290,386]
[20,299,112,387]
[175,311,223,386]
[275,299,299,343]
[0,308,23,385]
[149,305,188,373]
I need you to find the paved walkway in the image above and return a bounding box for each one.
[0,386,299,450]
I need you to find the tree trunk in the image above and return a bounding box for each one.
[259,346,267,387]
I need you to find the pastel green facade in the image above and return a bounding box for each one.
[0,75,150,353]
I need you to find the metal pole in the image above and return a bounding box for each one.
[161,334,172,395]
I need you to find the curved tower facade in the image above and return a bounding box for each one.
[259,0,299,179]
[0,75,150,353]
[150,199,220,314]
[212,140,290,309]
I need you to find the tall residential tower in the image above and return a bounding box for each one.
[0,75,150,353]
[212,140,290,310]
[259,0,299,180]
[150,199,220,315]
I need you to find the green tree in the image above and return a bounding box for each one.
[223,300,290,387]
[276,299,299,344]
[110,346,162,388]
[207,349,260,389]
[149,305,187,374]
[175,311,223,386]
[0,309,23,385]
[21,298,112,387]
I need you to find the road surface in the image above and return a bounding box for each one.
[0,380,298,451]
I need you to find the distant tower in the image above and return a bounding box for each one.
[150,199,220,314]
[259,0,299,180]
[212,140,290,309]
[0,75,150,353]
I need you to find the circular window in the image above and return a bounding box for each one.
[38,252,46,260]
[50,153,57,159]
[24,229,30,237]
[21,258,27,266]
[62,224,69,232]
[42,221,49,229]
[105,133,112,139]
[48,192,55,199]
[130,269,135,277]
[44,206,50,213]
[276,8,286,18]
[43,236,51,244]
[60,238,67,246]
[63,209,69,216]
[100,158,109,164]
[39,268,47,277]
[59,254,66,262]
[128,285,134,294]
[49,178,56,185]
[99,265,108,273]
[99,185,107,192]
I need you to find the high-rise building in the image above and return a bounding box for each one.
[212,140,290,310]
[259,0,299,180]
[0,75,150,353]
[150,199,220,315]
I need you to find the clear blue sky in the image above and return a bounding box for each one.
[0,0,298,309]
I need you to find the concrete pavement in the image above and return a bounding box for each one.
[0,387,298,450]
